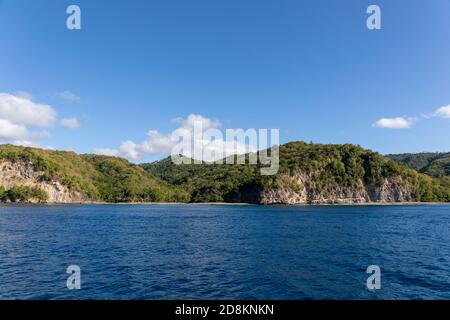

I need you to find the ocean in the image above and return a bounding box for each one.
[0,204,449,299]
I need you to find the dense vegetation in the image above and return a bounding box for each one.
[82,155,189,202]
[143,142,450,203]
[386,152,450,176]
[387,152,450,190]
[0,144,189,203]
[0,185,48,203]
[142,155,263,203]
[1,142,449,204]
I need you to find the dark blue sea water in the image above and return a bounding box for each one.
[0,204,449,300]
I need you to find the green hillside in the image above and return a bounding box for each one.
[0,144,189,203]
[143,142,450,203]
[1,143,449,204]
[142,155,264,203]
[386,152,450,189]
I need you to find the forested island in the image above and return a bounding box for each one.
[0,142,449,204]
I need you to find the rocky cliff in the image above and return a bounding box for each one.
[0,160,85,203]
[1,142,449,204]
[260,172,415,204]
[143,142,450,204]
[0,144,189,204]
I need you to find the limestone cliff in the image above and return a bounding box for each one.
[260,172,415,204]
[0,160,85,203]
[1,142,449,204]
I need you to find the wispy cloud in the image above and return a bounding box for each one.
[372,117,415,129]
[60,118,80,129]
[435,105,450,119]
[93,148,120,157]
[15,91,34,100]
[56,90,80,102]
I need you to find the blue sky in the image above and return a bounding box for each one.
[1,0,450,161]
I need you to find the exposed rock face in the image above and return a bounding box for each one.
[0,160,85,203]
[260,172,416,204]
[0,160,424,205]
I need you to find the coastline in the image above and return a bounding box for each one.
[1,201,449,206]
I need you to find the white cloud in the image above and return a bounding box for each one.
[5,140,54,149]
[435,105,450,119]
[113,114,221,160]
[10,140,36,147]
[0,92,60,147]
[0,119,27,140]
[0,93,57,126]
[94,148,120,157]
[118,141,141,160]
[373,117,415,129]
[173,114,221,130]
[95,114,255,161]
[56,90,80,102]
[373,103,450,130]
[61,118,80,129]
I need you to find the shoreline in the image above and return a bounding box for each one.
[1,201,449,206]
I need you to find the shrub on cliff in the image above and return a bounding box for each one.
[0,186,48,203]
